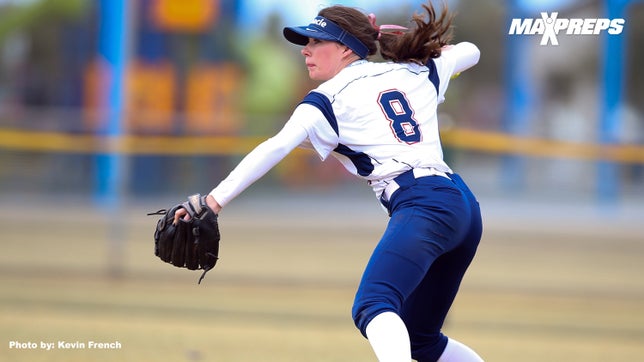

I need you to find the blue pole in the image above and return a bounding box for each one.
[96,0,127,206]
[597,0,636,202]
[503,0,532,192]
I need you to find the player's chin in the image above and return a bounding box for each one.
[308,69,328,81]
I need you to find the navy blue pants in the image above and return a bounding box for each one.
[352,171,482,362]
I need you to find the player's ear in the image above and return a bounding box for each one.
[337,43,350,54]
[340,45,356,59]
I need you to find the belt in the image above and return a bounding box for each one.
[382,168,450,202]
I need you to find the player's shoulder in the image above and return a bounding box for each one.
[314,61,428,97]
[357,61,428,77]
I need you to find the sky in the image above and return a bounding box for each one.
[238,0,577,28]
[237,0,414,28]
[0,0,578,25]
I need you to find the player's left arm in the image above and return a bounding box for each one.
[208,120,308,208]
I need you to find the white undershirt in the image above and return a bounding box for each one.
[209,121,308,207]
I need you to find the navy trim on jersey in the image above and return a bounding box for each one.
[300,91,374,177]
[426,58,440,95]
[301,91,339,136]
[334,144,374,176]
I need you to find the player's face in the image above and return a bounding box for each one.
[301,38,354,81]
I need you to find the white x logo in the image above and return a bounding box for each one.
[540,12,559,45]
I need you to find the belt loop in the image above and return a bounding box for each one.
[379,194,392,217]
[395,169,417,188]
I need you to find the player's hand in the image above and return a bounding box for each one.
[173,208,189,225]
[173,195,221,225]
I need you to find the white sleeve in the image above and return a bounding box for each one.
[443,42,480,75]
[209,120,308,207]
[292,103,339,160]
[432,42,480,103]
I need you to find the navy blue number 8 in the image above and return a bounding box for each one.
[378,90,421,143]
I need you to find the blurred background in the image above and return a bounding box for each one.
[0,0,643,361]
[0,0,641,201]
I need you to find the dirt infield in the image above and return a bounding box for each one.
[1,193,643,361]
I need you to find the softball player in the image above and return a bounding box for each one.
[177,2,482,361]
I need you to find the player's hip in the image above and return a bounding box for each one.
[380,170,475,210]
[382,173,480,256]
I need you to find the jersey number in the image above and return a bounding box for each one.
[378,90,421,144]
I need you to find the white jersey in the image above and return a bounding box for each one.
[292,57,456,197]
[210,43,479,206]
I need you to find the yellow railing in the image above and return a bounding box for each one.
[440,128,644,164]
[1,127,643,164]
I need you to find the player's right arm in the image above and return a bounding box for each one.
[429,42,480,104]
[441,42,480,75]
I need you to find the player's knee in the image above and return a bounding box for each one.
[410,333,448,362]
[351,300,395,337]
[351,303,369,336]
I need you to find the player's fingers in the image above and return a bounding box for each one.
[173,208,190,225]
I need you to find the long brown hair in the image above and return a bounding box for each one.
[318,6,379,58]
[319,2,453,64]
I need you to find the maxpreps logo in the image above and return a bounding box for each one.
[509,12,625,45]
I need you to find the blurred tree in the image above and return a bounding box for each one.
[0,0,87,45]
[237,13,302,135]
[0,0,89,107]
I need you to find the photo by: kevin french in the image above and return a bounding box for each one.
[8,340,122,351]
